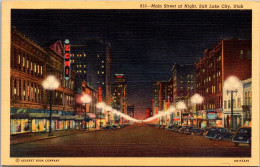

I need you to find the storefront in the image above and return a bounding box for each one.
[11,113,60,134]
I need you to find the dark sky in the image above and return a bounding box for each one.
[11,10,251,119]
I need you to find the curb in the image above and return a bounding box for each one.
[11,130,99,146]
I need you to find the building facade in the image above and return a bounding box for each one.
[10,28,77,134]
[70,41,111,104]
[171,64,196,125]
[195,39,251,128]
[152,80,173,125]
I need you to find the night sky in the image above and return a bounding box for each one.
[11,10,251,119]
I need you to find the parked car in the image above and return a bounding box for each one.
[167,125,175,130]
[184,126,204,135]
[205,127,233,140]
[232,127,251,146]
[111,125,121,129]
[178,126,190,133]
[172,125,183,132]
[102,125,112,130]
[213,128,235,141]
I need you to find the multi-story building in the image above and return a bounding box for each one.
[171,64,196,125]
[152,79,173,125]
[127,104,135,118]
[195,38,251,128]
[10,28,77,134]
[171,64,196,103]
[111,74,127,123]
[70,41,111,105]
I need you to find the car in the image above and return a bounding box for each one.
[102,125,112,130]
[212,128,235,141]
[232,127,251,146]
[205,127,232,140]
[167,125,175,130]
[111,125,120,129]
[178,126,190,133]
[184,126,204,135]
[172,125,183,132]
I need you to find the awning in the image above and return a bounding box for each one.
[60,116,76,120]
[11,113,61,119]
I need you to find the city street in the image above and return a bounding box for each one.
[11,124,251,157]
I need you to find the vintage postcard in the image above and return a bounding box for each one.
[1,0,260,166]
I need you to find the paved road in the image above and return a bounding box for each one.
[11,124,251,157]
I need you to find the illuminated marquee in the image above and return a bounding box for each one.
[64,39,70,80]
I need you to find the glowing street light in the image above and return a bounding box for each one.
[224,76,242,129]
[42,75,60,136]
[81,94,92,131]
[105,106,113,125]
[176,101,187,125]
[191,93,203,126]
[96,102,106,129]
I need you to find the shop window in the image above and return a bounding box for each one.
[245,92,248,105]
[237,98,240,108]
[233,99,236,108]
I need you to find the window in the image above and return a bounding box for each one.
[97,71,100,74]
[102,60,104,63]
[18,55,20,64]
[237,98,241,108]
[102,71,104,74]
[34,63,37,73]
[209,77,211,81]
[27,59,29,69]
[37,65,40,74]
[22,56,25,67]
[40,66,42,75]
[245,92,248,105]
[240,49,244,59]
[84,54,86,57]
[224,100,227,109]
[233,99,236,108]
[97,54,100,58]
[228,100,231,108]
[102,66,104,68]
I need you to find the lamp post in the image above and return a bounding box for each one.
[191,93,203,126]
[81,94,92,131]
[176,101,187,125]
[42,75,60,136]
[96,102,106,129]
[106,106,112,125]
[224,76,242,130]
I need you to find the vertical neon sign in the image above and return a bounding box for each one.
[64,39,70,80]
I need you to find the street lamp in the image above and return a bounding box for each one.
[191,93,203,126]
[81,94,92,131]
[176,101,187,125]
[224,76,242,129]
[96,102,106,129]
[105,106,112,125]
[42,75,60,136]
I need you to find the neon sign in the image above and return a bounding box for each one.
[64,39,70,80]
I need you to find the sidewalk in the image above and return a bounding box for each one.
[10,128,98,145]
